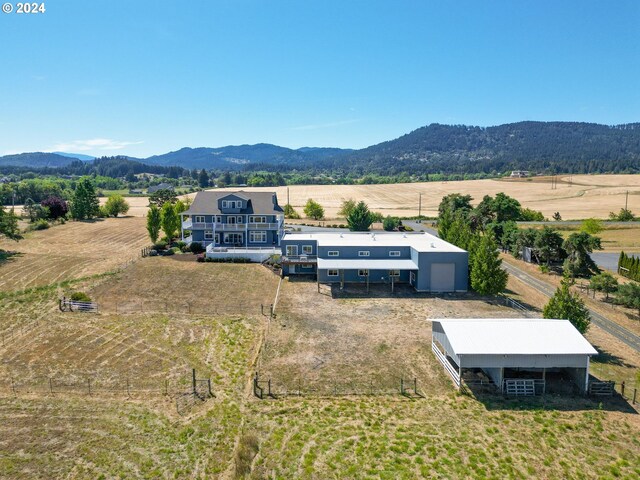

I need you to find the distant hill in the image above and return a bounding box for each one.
[143,144,353,170]
[53,152,96,162]
[329,122,640,175]
[1,122,638,174]
[0,152,76,168]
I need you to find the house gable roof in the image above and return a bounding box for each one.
[184,190,283,215]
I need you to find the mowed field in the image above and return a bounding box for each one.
[0,217,149,291]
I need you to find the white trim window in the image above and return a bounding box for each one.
[215,215,222,223]
[358,251,370,257]
[195,215,205,224]
[214,233,220,244]
[250,231,267,243]
[250,215,267,223]
[328,269,339,277]
[224,233,243,244]
[389,251,401,257]
[358,269,369,277]
[328,251,339,257]
[222,200,228,208]
[236,215,245,224]
[389,269,400,277]
[302,245,313,255]
[286,245,298,256]
[204,230,214,240]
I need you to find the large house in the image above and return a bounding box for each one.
[181,191,284,261]
[281,231,468,292]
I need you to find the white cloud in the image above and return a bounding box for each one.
[50,138,144,152]
[291,119,360,131]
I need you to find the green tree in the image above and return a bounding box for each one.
[581,218,603,235]
[438,193,473,218]
[543,277,591,333]
[563,232,602,278]
[283,204,300,219]
[520,207,545,221]
[553,212,562,221]
[23,198,49,222]
[470,234,508,295]
[174,199,188,215]
[492,192,522,223]
[70,177,100,220]
[614,282,640,315]
[198,169,210,188]
[346,201,375,231]
[148,189,178,207]
[146,204,162,243]
[0,206,22,241]
[161,202,180,240]
[103,194,130,217]
[303,199,324,220]
[383,216,401,231]
[609,208,636,222]
[534,226,566,266]
[589,272,618,300]
[338,199,357,218]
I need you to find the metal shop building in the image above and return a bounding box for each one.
[432,318,598,395]
[280,231,468,292]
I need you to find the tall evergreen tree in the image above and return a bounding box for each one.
[198,169,210,188]
[346,201,374,231]
[543,277,591,333]
[562,232,602,278]
[70,177,100,220]
[146,204,162,243]
[470,234,508,295]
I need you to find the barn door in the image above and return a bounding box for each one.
[430,263,455,292]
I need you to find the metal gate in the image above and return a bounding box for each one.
[503,379,536,396]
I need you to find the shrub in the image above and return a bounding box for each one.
[163,248,175,256]
[148,249,159,257]
[70,292,91,302]
[539,265,550,274]
[153,241,168,251]
[175,241,187,250]
[31,219,50,231]
[171,247,180,253]
[189,242,205,254]
[196,254,205,262]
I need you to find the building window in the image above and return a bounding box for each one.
[358,269,369,277]
[389,269,400,277]
[302,245,313,255]
[222,200,228,208]
[328,269,339,276]
[195,215,205,224]
[358,251,370,257]
[215,215,222,223]
[236,215,245,224]
[214,233,220,244]
[410,271,416,284]
[302,264,313,268]
[389,251,401,257]
[250,215,267,223]
[250,231,267,243]
[286,245,298,256]
[204,230,214,240]
[328,251,339,257]
[224,233,243,244]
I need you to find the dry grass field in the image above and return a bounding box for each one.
[0,217,149,291]
[260,280,520,395]
[208,174,640,220]
[1,223,640,478]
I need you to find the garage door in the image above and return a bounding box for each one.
[430,263,455,292]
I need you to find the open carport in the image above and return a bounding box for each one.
[431,318,598,395]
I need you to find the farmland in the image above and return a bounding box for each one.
[0,217,149,291]
[1,223,640,478]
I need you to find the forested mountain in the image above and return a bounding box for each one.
[327,122,640,175]
[0,152,77,168]
[1,122,638,175]
[143,144,352,169]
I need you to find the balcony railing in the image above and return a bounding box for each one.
[281,255,318,264]
[186,222,282,231]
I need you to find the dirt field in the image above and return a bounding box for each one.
[259,280,529,395]
[0,217,149,291]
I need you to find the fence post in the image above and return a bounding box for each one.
[192,369,197,396]
[633,388,637,405]
[126,378,131,398]
[414,378,417,395]
[268,378,272,397]
[207,379,213,397]
[400,377,404,395]
[87,378,91,395]
[621,381,625,398]
[11,377,16,396]
[49,378,53,394]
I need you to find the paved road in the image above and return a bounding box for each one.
[502,261,640,353]
[590,252,640,273]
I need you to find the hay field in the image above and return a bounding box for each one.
[204,174,637,220]
[0,217,149,291]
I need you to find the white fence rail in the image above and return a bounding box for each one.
[432,341,460,387]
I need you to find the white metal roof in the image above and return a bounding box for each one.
[282,232,465,253]
[432,319,598,356]
[317,258,418,270]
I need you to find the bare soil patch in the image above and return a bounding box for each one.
[259,280,522,395]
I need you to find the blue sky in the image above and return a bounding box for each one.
[1,0,638,157]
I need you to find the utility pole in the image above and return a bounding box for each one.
[418,193,422,222]
[625,190,629,210]
[287,186,290,205]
